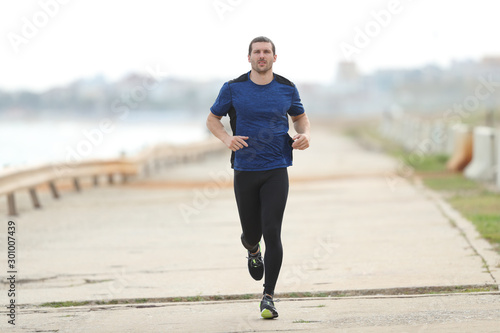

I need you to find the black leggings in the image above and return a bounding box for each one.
[234,167,289,295]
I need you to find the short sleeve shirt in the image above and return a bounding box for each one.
[210,72,305,171]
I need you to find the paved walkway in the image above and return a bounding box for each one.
[13,293,500,333]
[1,123,499,332]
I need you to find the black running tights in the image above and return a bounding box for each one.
[234,167,289,295]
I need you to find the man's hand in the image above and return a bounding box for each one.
[292,133,310,150]
[290,113,311,150]
[224,136,249,152]
[206,113,249,152]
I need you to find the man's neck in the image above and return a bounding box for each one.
[249,70,274,85]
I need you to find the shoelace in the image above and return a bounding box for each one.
[261,296,276,310]
[247,253,263,267]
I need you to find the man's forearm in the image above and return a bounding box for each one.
[206,113,231,145]
[207,113,249,151]
[293,114,310,136]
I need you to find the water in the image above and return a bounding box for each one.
[0,111,210,168]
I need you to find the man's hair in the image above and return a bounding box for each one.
[248,36,276,56]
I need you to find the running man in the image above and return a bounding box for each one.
[206,36,310,319]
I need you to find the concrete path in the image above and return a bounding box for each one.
[14,293,500,333]
[1,122,499,332]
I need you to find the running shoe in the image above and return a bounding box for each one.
[260,294,278,319]
[247,244,264,281]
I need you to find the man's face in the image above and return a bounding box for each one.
[248,42,277,73]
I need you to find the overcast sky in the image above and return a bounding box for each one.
[1,0,498,91]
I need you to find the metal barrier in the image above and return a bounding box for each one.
[0,139,224,216]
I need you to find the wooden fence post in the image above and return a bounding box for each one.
[73,178,81,192]
[7,193,17,216]
[49,181,60,199]
[29,188,41,209]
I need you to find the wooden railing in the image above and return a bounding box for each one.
[0,139,225,216]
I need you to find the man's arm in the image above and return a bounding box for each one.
[206,112,249,152]
[290,113,310,150]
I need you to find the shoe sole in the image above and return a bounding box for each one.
[261,308,278,319]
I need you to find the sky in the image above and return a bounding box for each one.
[1,0,499,91]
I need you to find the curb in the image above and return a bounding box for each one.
[414,177,500,288]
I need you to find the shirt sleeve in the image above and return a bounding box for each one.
[210,82,232,117]
[287,86,305,117]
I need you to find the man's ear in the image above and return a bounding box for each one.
[273,54,277,62]
[248,55,251,63]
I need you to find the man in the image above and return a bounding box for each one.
[207,36,310,319]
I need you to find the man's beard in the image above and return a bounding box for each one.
[252,60,272,73]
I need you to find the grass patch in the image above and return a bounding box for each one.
[423,285,494,294]
[461,287,497,293]
[96,300,119,305]
[37,285,498,308]
[410,154,449,173]
[84,279,112,284]
[422,174,481,192]
[448,193,500,246]
[40,301,91,308]
[185,295,204,302]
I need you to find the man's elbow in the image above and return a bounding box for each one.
[208,112,222,120]
[206,112,221,127]
[292,113,307,123]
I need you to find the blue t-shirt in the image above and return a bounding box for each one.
[210,72,305,171]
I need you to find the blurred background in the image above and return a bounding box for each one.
[1,0,499,167]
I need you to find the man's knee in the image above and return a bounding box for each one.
[262,226,281,245]
[241,233,259,251]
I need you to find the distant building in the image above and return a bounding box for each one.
[336,61,360,83]
[481,56,500,67]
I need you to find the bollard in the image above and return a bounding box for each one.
[464,127,496,182]
[446,124,473,172]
